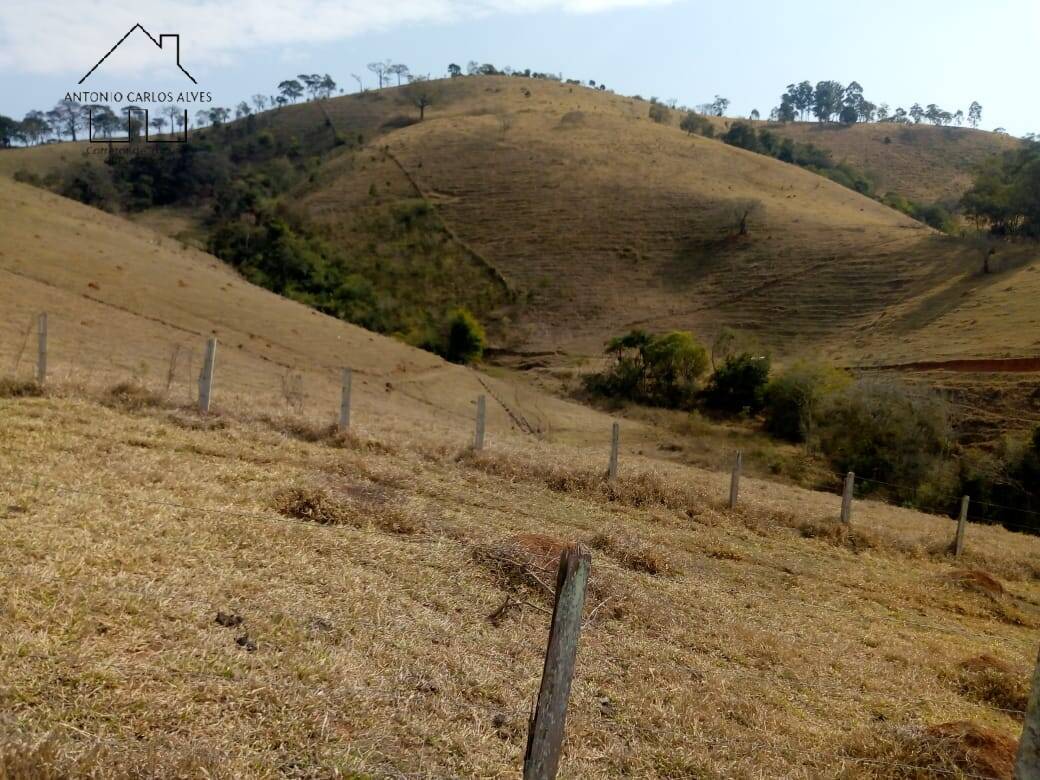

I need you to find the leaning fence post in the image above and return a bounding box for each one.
[728,450,742,509]
[840,471,855,524]
[523,543,591,780]
[954,495,970,558]
[607,421,620,480]
[36,312,48,385]
[197,338,217,414]
[474,394,486,450]
[339,368,352,431]
[1015,644,1040,777]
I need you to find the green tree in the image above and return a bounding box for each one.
[278,79,303,103]
[442,308,486,364]
[705,353,771,413]
[763,361,850,442]
[968,101,983,128]
[812,81,843,122]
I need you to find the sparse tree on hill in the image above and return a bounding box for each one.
[367,60,392,88]
[350,73,363,93]
[750,109,760,121]
[319,74,336,98]
[388,63,410,86]
[21,111,49,145]
[149,116,166,135]
[51,99,84,141]
[251,94,267,113]
[278,79,303,103]
[876,103,890,122]
[466,60,480,76]
[235,101,251,119]
[448,63,462,78]
[710,95,730,117]
[164,105,182,134]
[909,103,924,124]
[968,101,983,128]
[0,115,18,147]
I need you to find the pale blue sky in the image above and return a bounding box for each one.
[1,0,1037,135]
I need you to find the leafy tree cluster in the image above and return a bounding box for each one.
[961,138,1040,237]
[583,330,710,409]
[721,121,876,195]
[774,80,982,128]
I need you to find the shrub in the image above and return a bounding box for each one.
[584,329,709,409]
[815,378,952,503]
[679,111,714,138]
[442,308,486,364]
[648,101,669,124]
[763,361,850,442]
[704,353,771,414]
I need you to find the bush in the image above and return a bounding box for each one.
[442,308,486,364]
[584,330,709,409]
[704,353,771,414]
[815,378,953,502]
[679,111,714,138]
[764,361,850,442]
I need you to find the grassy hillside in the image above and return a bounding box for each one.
[2,147,1040,777]
[2,78,1038,376]
[763,120,1020,204]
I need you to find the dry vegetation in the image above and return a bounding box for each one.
[2,76,1040,778]
[2,380,1040,778]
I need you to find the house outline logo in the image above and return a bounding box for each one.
[79,23,197,85]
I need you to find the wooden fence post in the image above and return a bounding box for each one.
[728,451,742,509]
[840,471,855,524]
[197,338,217,414]
[339,368,352,431]
[954,495,969,558]
[607,421,620,480]
[523,543,592,780]
[1015,644,1040,777]
[36,312,47,385]
[474,394,486,450]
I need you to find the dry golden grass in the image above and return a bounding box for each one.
[2,382,1040,777]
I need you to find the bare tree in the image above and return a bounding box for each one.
[367,60,392,89]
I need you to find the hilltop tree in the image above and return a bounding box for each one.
[319,74,336,98]
[750,109,760,121]
[710,95,730,117]
[51,99,83,141]
[812,81,843,122]
[388,63,410,86]
[278,79,303,103]
[447,63,462,78]
[367,60,392,89]
[776,97,797,123]
[251,94,267,112]
[164,105,183,134]
[149,116,166,135]
[909,103,924,124]
[790,81,814,120]
[21,111,49,145]
[0,115,19,147]
[968,101,983,128]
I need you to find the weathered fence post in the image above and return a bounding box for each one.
[474,394,486,450]
[607,421,620,480]
[339,368,352,431]
[523,543,592,780]
[840,471,855,524]
[197,337,217,414]
[1015,644,1040,777]
[954,495,970,558]
[36,312,47,385]
[728,450,742,509]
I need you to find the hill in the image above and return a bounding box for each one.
[1,171,1039,776]
[762,120,1020,204]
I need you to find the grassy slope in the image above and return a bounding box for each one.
[2,80,1037,370]
[763,120,1021,204]
[0,171,1039,777]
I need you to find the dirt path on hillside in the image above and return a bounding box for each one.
[873,357,1040,373]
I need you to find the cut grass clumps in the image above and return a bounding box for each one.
[474,533,614,615]
[0,377,44,399]
[946,654,1029,716]
[797,517,878,554]
[272,483,423,535]
[458,449,703,519]
[102,381,165,412]
[588,531,675,576]
[847,720,1018,780]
